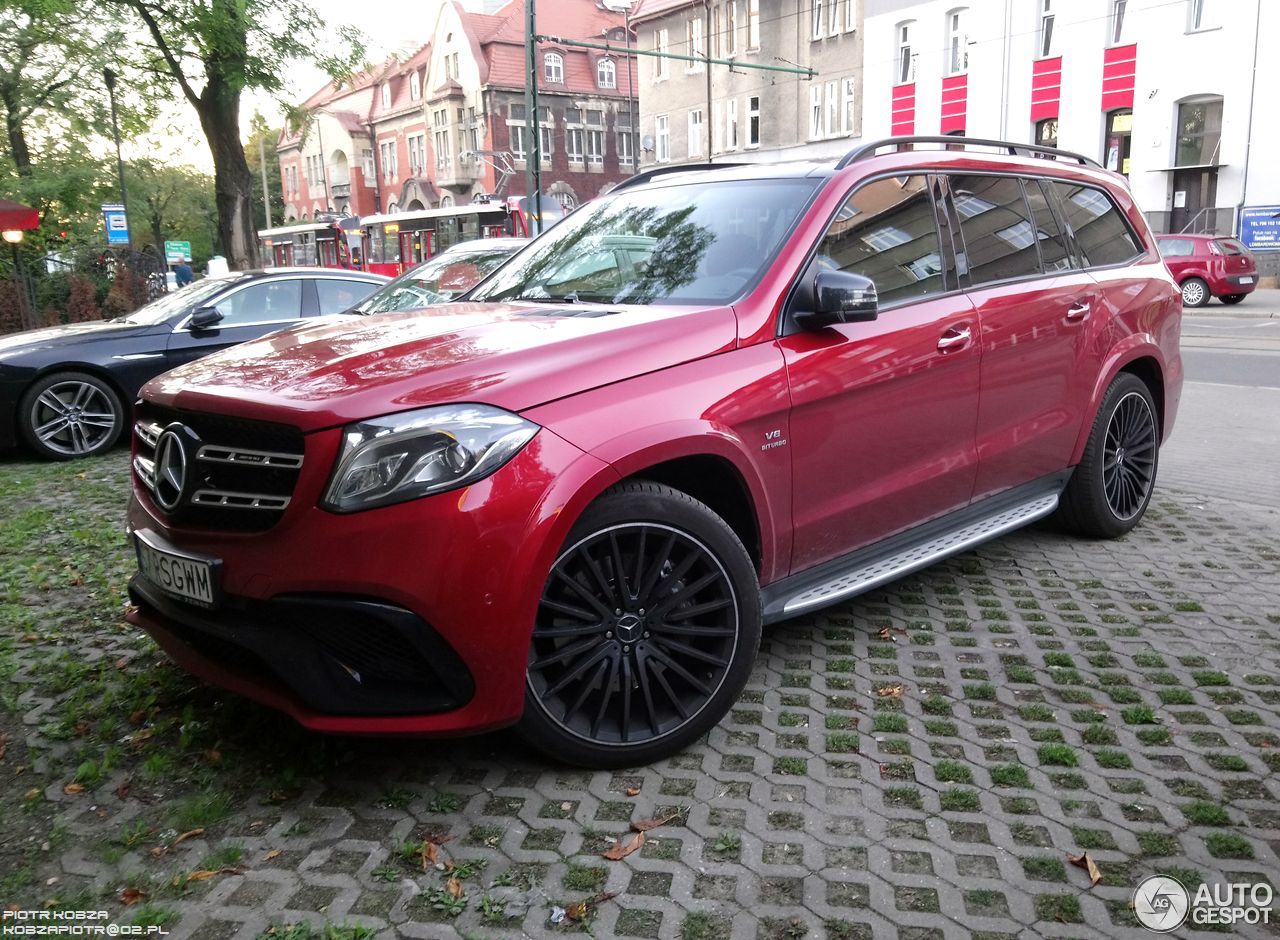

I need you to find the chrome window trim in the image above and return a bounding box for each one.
[171,276,309,333]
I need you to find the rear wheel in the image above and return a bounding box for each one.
[1056,373,1159,539]
[1180,277,1210,307]
[1220,294,1245,305]
[519,481,761,767]
[19,371,124,460]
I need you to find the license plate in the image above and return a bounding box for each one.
[1238,276,1253,284]
[134,530,220,608]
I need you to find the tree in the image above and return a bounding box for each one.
[245,112,285,231]
[125,159,217,263]
[105,0,363,270]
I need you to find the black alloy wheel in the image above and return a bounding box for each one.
[520,482,760,767]
[1102,390,1158,522]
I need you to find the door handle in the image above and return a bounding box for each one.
[1067,300,1092,321]
[937,326,972,352]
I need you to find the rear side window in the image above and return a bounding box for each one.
[1049,182,1144,267]
[316,278,375,315]
[1215,238,1247,256]
[1025,180,1073,273]
[950,175,1042,284]
[1158,238,1196,257]
[814,175,945,306]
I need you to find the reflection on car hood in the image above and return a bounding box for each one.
[0,320,153,360]
[142,301,738,432]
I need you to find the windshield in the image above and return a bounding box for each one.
[115,277,243,325]
[469,178,820,306]
[359,245,521,314]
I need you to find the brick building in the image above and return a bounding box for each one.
[278,0,638,221]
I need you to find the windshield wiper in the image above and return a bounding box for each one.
[512,292,582,304]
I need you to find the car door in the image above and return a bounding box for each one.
[949,174,1101,500]
[165,277,305,370]
[779,173,981,573]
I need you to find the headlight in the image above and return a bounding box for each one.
[322,404,539,513]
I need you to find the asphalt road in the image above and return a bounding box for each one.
[1180,287,1280,389]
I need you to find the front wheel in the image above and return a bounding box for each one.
[1055,373,1159,539]
[1220,294,1245,305]
[1180,277,1210,307]
[519,481,761,768]
[19,371,124,460]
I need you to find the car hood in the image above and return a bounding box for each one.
[142,302,739,432]
[0,320,157,361]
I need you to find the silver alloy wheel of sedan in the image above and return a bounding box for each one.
[26,378,122,457]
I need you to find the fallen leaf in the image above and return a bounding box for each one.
[206,749,222,764]
[114,782,131,800]
[128,710,146,725]
[120,887,146,906]
[182,870,218,883]
[114,657,127,670]
[264,849,282,861]
[0,733,8,761]
[631,810,681,832]
[566,891,617,922]
[23,788,39,803]
[420,841,438,870]
[1067,851,1102,887]
[878,626,894,640]
[63,783,84,795]
[173,828,205,845]
[149,846,167,859]
[602,831,644,860]
[426,832,455,846]
[876,684,905,698]
[624,787,641,797]
[446,877,464,899]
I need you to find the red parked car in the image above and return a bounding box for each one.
[1156,233,1258,307]
[126,136,1183,767]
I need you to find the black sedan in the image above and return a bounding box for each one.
[0,268,387,459]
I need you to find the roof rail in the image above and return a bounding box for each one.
[835,136,1101,170]
[612,162,751,192]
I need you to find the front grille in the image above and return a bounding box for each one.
[134,403,305,532]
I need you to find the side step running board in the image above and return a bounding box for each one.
[762,489,1061,624]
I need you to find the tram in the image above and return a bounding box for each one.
[257,221,356,269]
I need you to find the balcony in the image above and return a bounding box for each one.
[434,160,480,191]
[330,182,351,200]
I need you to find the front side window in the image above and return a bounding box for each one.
[1040,0,1054,57]
[212,279,303,326]
[946,8,968,74]
[1050,181,1143,267]
[544,52,564,83]
[815,175,944,306]
[470,178,820,306]
[950,175,1043,284]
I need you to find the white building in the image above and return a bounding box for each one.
[862,0,1278,274]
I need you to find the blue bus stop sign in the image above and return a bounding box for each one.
[102,204,129,246]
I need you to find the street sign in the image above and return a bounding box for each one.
[101,204,129,246]
[164,240,192,263]
[1239,206,1280,252]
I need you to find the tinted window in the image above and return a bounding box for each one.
[1025,179,1073,272]
[316,278,376,315]
[362,246,521,314]
[814,175,944,306]
[1215,238,1247,256]
[212,279,302,326]
[1158,238,1196,258]
[951,175,1042,284]
[1049,182,1143,267]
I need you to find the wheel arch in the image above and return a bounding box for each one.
[30,362,133,414]
[1071,344,1167,463]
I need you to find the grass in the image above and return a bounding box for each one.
[873,714,908,734]
[1037,744,1079,767]
[1182,802,1231,826]
[1094,749,1132,769]
[1204,833,1253,859]
[773,757,807,775]
[171,792,235,831]
[1035,893,1083,923]
[563,864,606,892]
[934,760,973,784]
[1121,706,1157,724]
[990,764,1031,788]
[939,788,979,812]
[1019,704,1055,722]
[1023,857,1068,882]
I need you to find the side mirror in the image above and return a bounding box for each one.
[795,271,879,330]
[189,306,223,331]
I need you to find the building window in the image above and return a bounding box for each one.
[597,58,616,88]
[617,107,634,167]
[688,109,704,157]
[554,190,577,210]
[727,1,738,54]
[654,29,669,80]
[1175,97,1221,165]
[1187,0,1213,31]
[809,84,822,139]
[381,83,391,109]
[1039,0,1054,57]
[544,52,564,83]
[566,108,585,164]
[711,5,722,58]
[897,21,914,83]
[361,149,374,179]
[687,18,705,71]
[727,98,739,149]
[1110,0,1127,43]
[824,81,838,137]
[1105,108,1133,175]
[507,104,527,161]
[747,95,760,147]
[811,0,823,40]
[748,0,760,48]
[447,52,460,80]
[841,77,856,134]
[845,0,857,32]
[410,71,422,100]
[408,134,426,174]
[711,102,721,152]
[655,114,670,162]
[827,0,839,37]
[1036,117,1059,148]
[946,8,968,74]
[586,110,605,165]
[434,130,451,171]
[379,141,397,179]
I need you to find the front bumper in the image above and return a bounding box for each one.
[126,425,619,735]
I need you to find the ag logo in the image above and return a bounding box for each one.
[1133,875,1190,932]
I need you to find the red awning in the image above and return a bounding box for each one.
[0,199,39,231]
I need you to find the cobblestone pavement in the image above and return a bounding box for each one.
[2,451,1278,940]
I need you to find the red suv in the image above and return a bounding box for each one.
[1157,233,1258,307]
[126,137,1182,767]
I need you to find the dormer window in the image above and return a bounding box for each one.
[597,57,616,88]
[410,71,422,100]
[544,52,564,83]
[381,82,391,109]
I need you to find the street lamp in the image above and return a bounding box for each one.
[102,67,132,250]
[2,230,23,244]
[4,229,30,329]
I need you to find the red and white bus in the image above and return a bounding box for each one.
[258,221,356,269]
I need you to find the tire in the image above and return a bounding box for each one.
[1180,277,1210,307]
[1220,294,1245,305]
[519,480,761,768]
[18,371,125,460]
[1055,373,1159,539]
